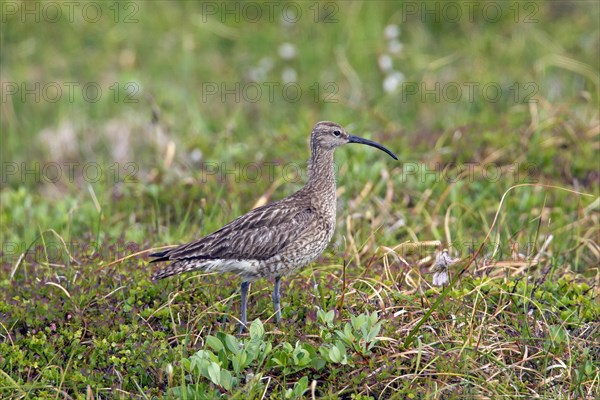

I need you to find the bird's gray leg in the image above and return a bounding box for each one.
[239,281,250,334]
[273,276,282,322]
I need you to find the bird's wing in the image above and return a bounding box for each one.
[154,199,317,261]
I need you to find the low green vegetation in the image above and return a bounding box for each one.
[1,268,598,398]
[1,1,598,398]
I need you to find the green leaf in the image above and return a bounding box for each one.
[584,361,592,376]
[317,308,326,323]
[259,342,273,365]
[206,335,223,353]
[232,357,240,375]
[326,310,335,322]
[181,358,191,371]
[318,345,329,360]
[311,356,326,370]
[220,368,234,391]
[207,362,221,386]
[329,345,342,363]
[293,376,309,397]
[317,308,335,326]
[224,334,240,354]
[367,322,382,342]
[294,349,310,366]
[196,359,212,377]
[335,341,348,365]
[238,350,248,369]
[250,319,265,339]
[283,342,293,352]
[218,348,228,366]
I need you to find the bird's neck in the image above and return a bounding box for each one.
[305,147,336,193]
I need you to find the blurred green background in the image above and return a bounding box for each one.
[2,1,598,251]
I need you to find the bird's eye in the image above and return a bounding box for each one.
[333,130,341,137]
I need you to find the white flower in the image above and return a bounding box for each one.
[282,67,297,83]
[190,148,203,163]
[378,54,393,72]
[383,71,405,93]
[384,24,400,40]
[431,249,457,287]
[278,43,297,60]
[432,270,450,286]
[387,39,404,54]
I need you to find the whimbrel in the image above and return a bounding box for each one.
[150,121,397,332]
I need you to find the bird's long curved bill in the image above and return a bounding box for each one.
[348,135,398,160]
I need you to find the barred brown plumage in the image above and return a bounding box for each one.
[149,121,398,333]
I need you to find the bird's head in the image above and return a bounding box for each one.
[310,121,398,160]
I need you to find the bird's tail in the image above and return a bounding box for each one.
[148,248,185,280]
[151,259,199,280]
[151,263,184,280]
[148,250,171,263]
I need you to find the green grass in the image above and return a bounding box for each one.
[1,1,599,398]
